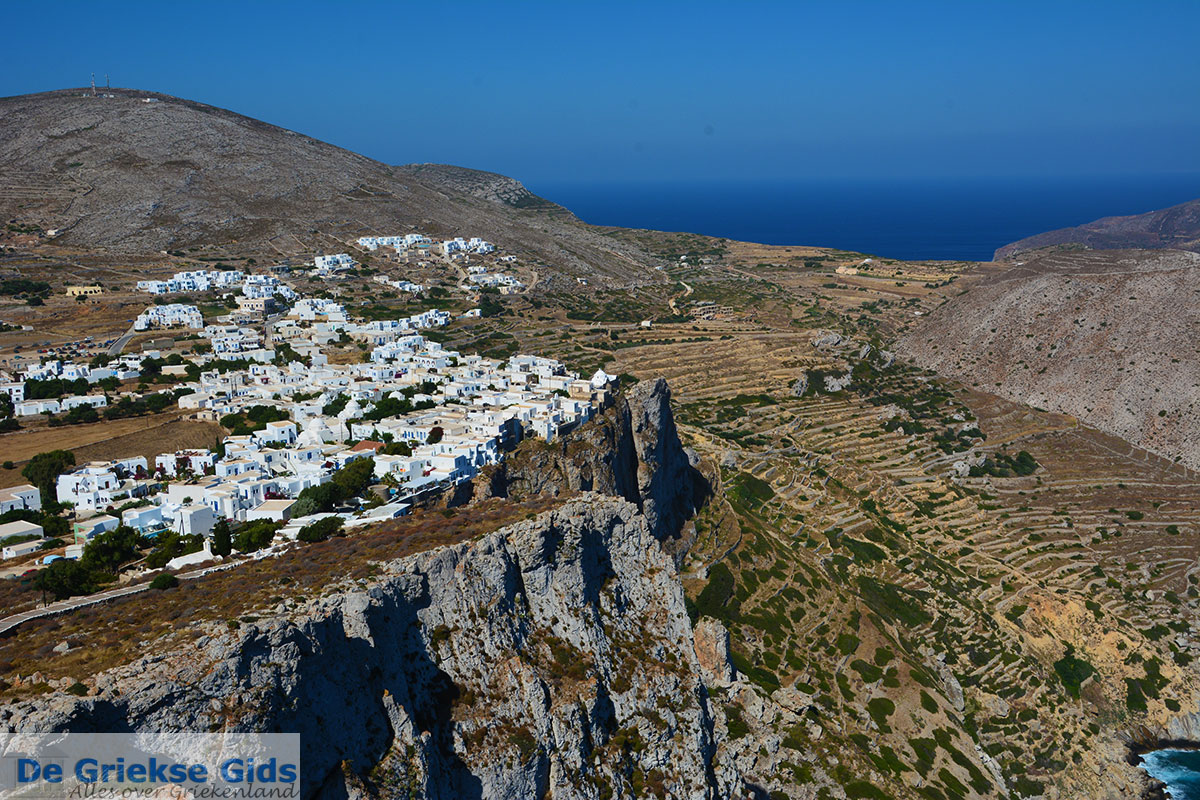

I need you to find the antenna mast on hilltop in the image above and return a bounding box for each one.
[105,74,109,89]
[90,73,96,96]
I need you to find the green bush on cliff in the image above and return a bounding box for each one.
[1053,646,1095,698]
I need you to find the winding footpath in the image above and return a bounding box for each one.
[0,558,246,637]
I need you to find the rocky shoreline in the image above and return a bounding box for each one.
[1127,737,1200,800]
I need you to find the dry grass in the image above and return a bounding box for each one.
[0,414,224,488]
[0,493,566,691]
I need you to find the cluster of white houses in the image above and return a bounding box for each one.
[134,303,204,331]
[354,234,494,257]
[41,344,615,561]
[372,275,424,294]
[356,234,432,251]
[136,269,246,295]
[313,254,356,271]
[0,356,151,416]
[467,265,524,292]
[136,270,297,303]
[442,237,495,255]
[2,240,615,569]
[242,274,296,301]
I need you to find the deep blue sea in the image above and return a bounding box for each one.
[531,175,1200,262]
[1141,749,1200,799]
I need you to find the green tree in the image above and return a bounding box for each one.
[22,450,76,507]
[80,525,141,577]
[333,457,376,496]
[232,520,280,553]
[297,516,344,543]
[33,559,95,601]
[291,482,344,517]
[211,519,232,557]
[426,426,444,445]
[381,441,412,456]
[144,531,203,569]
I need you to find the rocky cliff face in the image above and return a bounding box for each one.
[0,496,736,800]
[474,378,708,549]
[0,378,744,800]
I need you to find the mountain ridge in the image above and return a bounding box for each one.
[995,196,1200,260]
[0,87,656,286]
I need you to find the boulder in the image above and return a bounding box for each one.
[693,617,736,686]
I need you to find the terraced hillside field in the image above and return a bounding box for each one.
[611,337,1200,799]
[407,242,1200,798]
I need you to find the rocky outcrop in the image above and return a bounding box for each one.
[692,618,736,687]
[822,373,851,393]
[474,379,708,545]
[0,496,736,800]
[810,331,843,349]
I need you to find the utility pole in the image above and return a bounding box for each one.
[90,73,96,96]
[105,74,109,90]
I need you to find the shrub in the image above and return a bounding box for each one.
[727,472,775,507]
[845,782,894,800]
[843,537,886,562]
[856,576,933,627]
[150,573,179,590]
[725,704,750,739]
[851,659,885,682]
[1126,679,1148,712]
[867,697,896,732]
[233,519,281,553]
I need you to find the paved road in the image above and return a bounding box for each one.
[0,560,244,637]
[107,324,137,356]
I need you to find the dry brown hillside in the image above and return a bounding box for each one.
[0,88,657,287]
[895,248,1200,469]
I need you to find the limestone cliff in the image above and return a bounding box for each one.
[0,496,737,800]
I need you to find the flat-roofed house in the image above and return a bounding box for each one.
[0,484,41,514]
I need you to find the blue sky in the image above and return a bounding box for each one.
[4,1,1199,183]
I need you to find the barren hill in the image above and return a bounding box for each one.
[995,197,1200,260]
[0,88,655,286]
[895,248,1200,468]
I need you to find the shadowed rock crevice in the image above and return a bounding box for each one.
[473,377,710,546]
